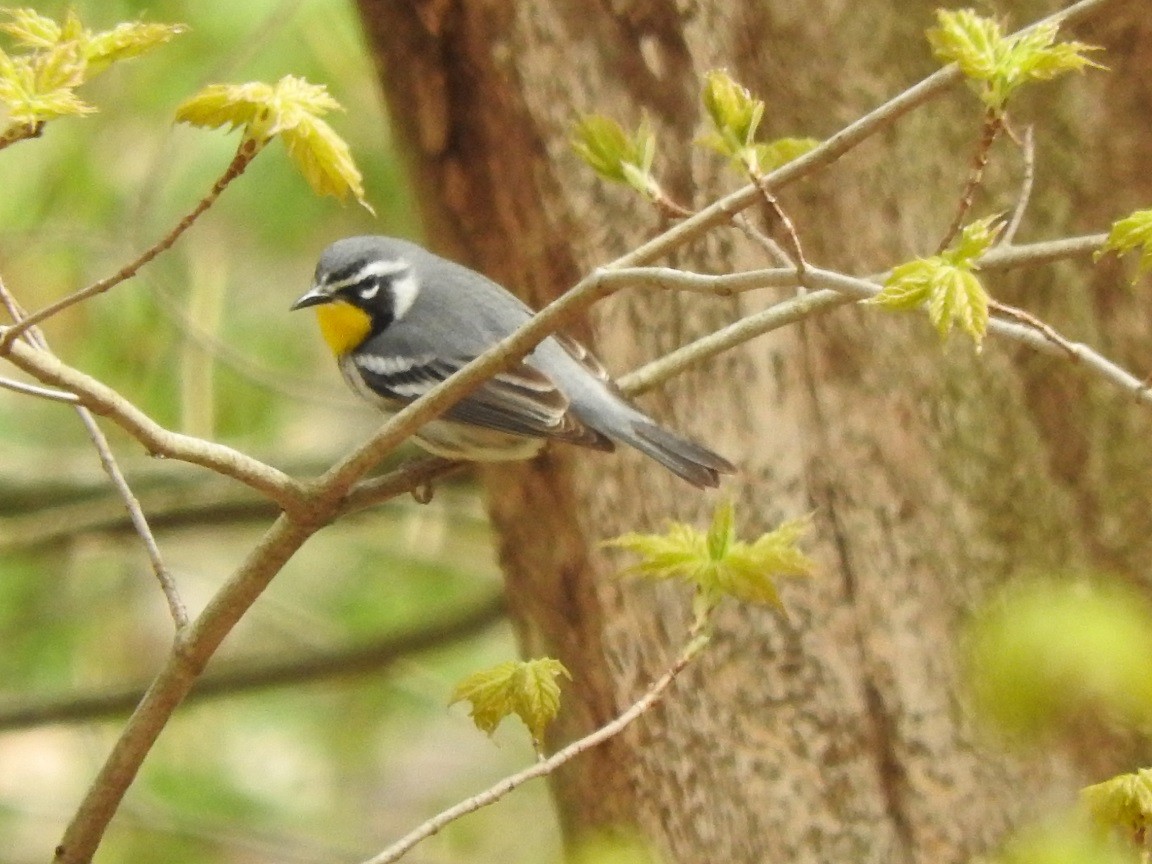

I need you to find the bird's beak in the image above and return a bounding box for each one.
[290,285,333,311]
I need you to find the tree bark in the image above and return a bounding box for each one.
[354,1,1152,862]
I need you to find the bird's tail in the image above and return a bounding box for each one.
[628,420,736,489]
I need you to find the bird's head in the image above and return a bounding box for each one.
[291,237,420,356]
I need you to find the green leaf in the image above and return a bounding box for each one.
[177,76,370,209]
[964,577,1152,740]
[1082,769,1152,841]
[1098,208,1152,278]
[450,657,571,744]
[701,69,763,153]
[869,217,996,347]
[706,500,734,560]
[0,8,62,48]
[571,113,659,198]
[82,21,186,76]
[281,112,371,210]
[0,42,90,126]
[927,10,1104,112]
[604,503,814,610]
[175,81,273,133]
[753,136,820,173]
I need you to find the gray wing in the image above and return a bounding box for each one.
[350,350,615,449]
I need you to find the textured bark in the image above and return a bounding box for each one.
[355,1,1152,862]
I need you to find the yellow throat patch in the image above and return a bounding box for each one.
[313,301,373,357]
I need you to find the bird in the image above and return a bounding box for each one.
[291,236,735,488]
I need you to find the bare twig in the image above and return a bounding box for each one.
[937,108,1004,253]
[0,146,257,351]
[362,633,710,864]
[1,332,306,512]
[1002,124,1036,246]
[750,173,807,277]
[0,280,188,628]
[0,120,44,151]
[0,374,79,402]
[0,593,505,731]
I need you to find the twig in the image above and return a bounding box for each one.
[0,279,188,629]
[619,289,854,396]
[988,298,1079,360]
[731,214,795,267]
[937,108,1004,253]
[0,593,505,731]
[0,146,257,352]
[1002,124,1036,246]
[978,233,1107,271]
[53,513,317,864]
[1,332,306,512]
[0,374,79,402]
[361,633,710,864]
[750,173,808,278]
[0,120,44,151]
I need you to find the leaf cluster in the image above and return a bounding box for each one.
[1082,769,1152,843]
[1098,208,1152,280]
[450,657,571,746]
[0,7,183,134]
[927,9,1102,113]
[571,69,817,203]
[571,113,659,200]
[605,501,814,622]
[869,216,999,347]
[176,75,370,209]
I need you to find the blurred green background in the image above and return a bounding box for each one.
[0,3,557,862]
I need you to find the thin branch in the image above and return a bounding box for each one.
[0,120,44,151]
[750,173,807,277]
[1,332,306,512]
[0,146,257,351]
[0,374,79,402]
[978,233,1107,271]
[1002,124,1036,245]
[54,513,318,864]
[0,280,189,628]
[620,289,854,396]
[937,108,1004,253]
[362,634,709,864]
[0,593,505,731]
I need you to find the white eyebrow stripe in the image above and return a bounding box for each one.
[326,258,409,291]
[390,273,420,320]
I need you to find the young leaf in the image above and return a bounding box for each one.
[869,216,997,347]
[450,657,571,744]
[927,9,1103,113]
[0,43,90,125]
[572,113,659,199]
[83,21,186,76]
[177,76,370,209]
[0,8,62,49]
[753,136,820,173]
[1082,769,1152,841]
[1098,208,1152,278]
[605,503,814,611]
[701,69,764,162]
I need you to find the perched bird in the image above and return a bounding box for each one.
[292,236,735,488]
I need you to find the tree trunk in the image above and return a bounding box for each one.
[354,1,1152,861]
